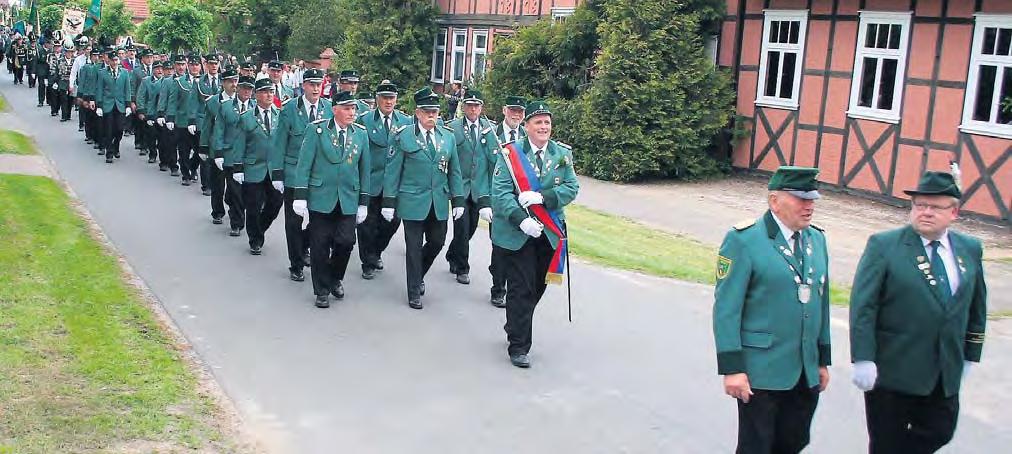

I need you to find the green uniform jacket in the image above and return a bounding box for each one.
[190,73,221,131]
[713,211,832,391]
[382,123,465,221]
[212,97,255,166]
[489,139,578,251]
[202,92,230,155]
[131,63,150,103]
[77,63,97,102]
[448,117,496,208]
[135,75,161,116]
[292,119,371,215]
[34,46,50,78]
[166,74,197,124]
[232,105,281,184]
[273,96,333,186]
[95,65,133,113]
[355,108,412,196]
[849,226,987,397]
[155,75,175,119]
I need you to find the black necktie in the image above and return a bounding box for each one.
[263,110,271,133]
[535,149,544,175]
[309,104,316,120]
[426,131,435,154]
[791,231,804,269]
[384,115,390,132]
[930,240,952,302]
[509,129,516,142]
[470,123,477,144]
[338,130,345,148]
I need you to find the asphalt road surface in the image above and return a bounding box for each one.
[2,84,1010,453]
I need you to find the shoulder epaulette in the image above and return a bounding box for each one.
[480,126,493,135]
[441,125,454,133]
[351,122,366,130]
[810,223,824,232]
[282,97,296,107]
[393,124,409,134]
[311,118,328,124]
[556,141,572,150]
[733,219,756,231]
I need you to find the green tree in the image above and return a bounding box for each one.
[91,0,135,44]
[216,0,290,61]
[138,0,213,54]
[203,0,251,56]
[38,5,65,34]
[337,0,439,91]
[286,0,348,61]
[572,0,734,181]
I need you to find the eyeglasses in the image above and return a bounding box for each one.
[913,202,956,212]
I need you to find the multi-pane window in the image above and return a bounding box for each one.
[756,10,808,109]
[848,11,911,123]
[431,29,447,83]
[471,30,489,80]
[961,15,1012,139]
[450,30,467,83]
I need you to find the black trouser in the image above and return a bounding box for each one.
[308,205,356,297]
[59,92,73,120]
[209,162,227,220]
[503,235,554,356]
[132,114,145,149]
[445,196,480,274]
[241,178,283,249]
[77,100,86,129]
[27,67,35,87]
[13,66,23,84]
[197,138,209,190]
[864,381,958,454]
[103,108,125,158]
[402,208,447,300]
[735,376,820,454]
[283,187,310,272]
[223,167,245,230]
[490,239,508,299]
[36,75,47,104]
[357,194,401,272]
[176,129,196,180]
[158,124,178,170]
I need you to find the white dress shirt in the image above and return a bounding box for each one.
[921,231,961,295]
[771,212,800,254]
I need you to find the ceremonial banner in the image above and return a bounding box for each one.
[63,9,86,37]
[500,142,568,285]
[83,0,101,32]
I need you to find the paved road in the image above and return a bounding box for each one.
[3,84,1011,453]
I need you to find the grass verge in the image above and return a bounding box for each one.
[566,204,853,305]
[0,92,7,111]
[0,129,37,155]
[0,174,239,453]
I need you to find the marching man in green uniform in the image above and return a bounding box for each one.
[232,78,284,256]
[168,53,203,186]
[79,48,103,150]
[355,80,412,280]
[94,49,133,163]
[712,166,831,453]
[273,68,333,282]
[211,75,257,237]
[203,65,239,226]
[331,69,369,113]
[266,60,293,108]
[849,171,987,454]
[131,49,155,156]
[156,56,185,177]
[191,53,223,195]
[487,95,526,307]
[445,88,495,286]
[382,88,465,309]
[290,91,370,308]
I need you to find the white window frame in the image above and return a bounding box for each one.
[755,10,809,110]
[431,28,447,83]
[450,30,468,84]
[847,11,912,124]
[960,14,1012,139]
[552,7,576,23]
[469,29,489,81]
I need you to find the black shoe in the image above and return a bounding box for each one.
[510,354,531,368]
[290,269,305,282]
[250,246,262,255]
[362,268,376,280]
[140,149,147,155]
[148,157,157,163]
[60,118,68,122]
[170,169,180,177]
[78,126,84,132]
[94,144,102,150]
[456,273,470,285]
[105,157,113,163]
[97,149,104,155]
[51,112,57,116]
[37,103,43,107]
[331,281,345,299]
[115,154,121,159]
[419,281,425,295]
[159,165,168,171]
[211,217,223,225]
[376,259,384,270]
[229,227,241,237]
[408,298,423,310]
[181,179,191,186]
[202,189,211,196]
[491,295,506,308]
[315,295,330,308]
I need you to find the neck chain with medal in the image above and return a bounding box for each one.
[777,231,814,304]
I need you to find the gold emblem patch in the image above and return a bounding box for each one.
[716,255,732,280]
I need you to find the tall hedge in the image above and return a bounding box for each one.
[572,0,734,181]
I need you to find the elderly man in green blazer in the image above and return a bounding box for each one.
[273,68,333,283]
[290,91,370,308]
[712,166,831,453]
[382,88,465,310]
[202,66,239,226]
[232,78,284,256]
[849,171,987,453]
[211,75,257,237]
[94,50,134,163]
[490,100,579,368]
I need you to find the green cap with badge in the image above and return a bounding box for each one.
[461,88,483,105]
[254,77,275,92]
[504,95,526,108]
[524,100,551,121]
[332,90,357,105]
[413,87,440,110]
[303,68,325,82]
[903,171,962,199]
[375,80,398,96]
[768,166,821,200]
[237,75,256,88]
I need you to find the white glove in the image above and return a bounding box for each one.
[232,172,244,184]
[156,117,165,126]
[517,190,544,208]
[214,157,224,170]
[852,361,877,391]
[356,205,368,224]
[519,218,543,238]
[198,153,208,160]
[146,120,154,126]
[478,207,493,223]
[95,108,103,117]
[271,181,284,193]
[51,82,57,89]
[963,361,973,381]
[125,107,132,116]
[187,124,196,135]
[452,207,464,220]
[166,122,175,131]
[381,208,395,222]
[292,199,308,218]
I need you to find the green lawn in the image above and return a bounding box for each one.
[0,175,239,453]
[0,92,7,111]
[566,204,853,305]
[0,129,37,155]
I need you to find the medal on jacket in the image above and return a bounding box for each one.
[797,276,812,304]
[438,156,448,174]
[780,240,814,304]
